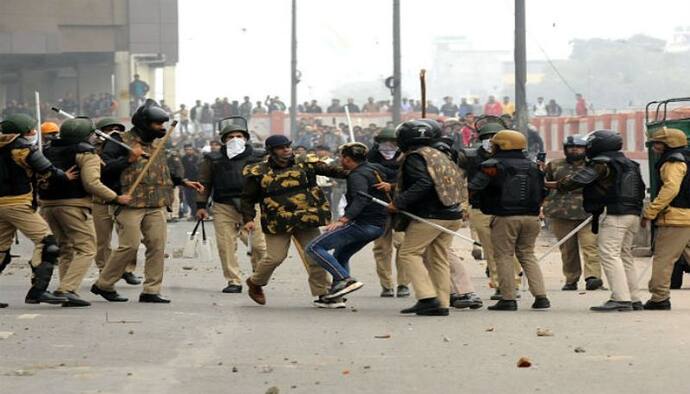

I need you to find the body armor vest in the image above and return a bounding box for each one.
[401,146,463,207]
[656,148,690,209]
[208,147,261,205]
[583,152,644,216]
[479,155,544,216]
[39,141,94,200]
[0,136,32,198]
[120,130,174,208]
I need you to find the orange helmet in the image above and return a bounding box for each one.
[40,121,60,134]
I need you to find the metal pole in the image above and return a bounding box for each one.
[392,0,401,125]
[289,0,298,139]
[35,91,42,151]
[514,0,528,134]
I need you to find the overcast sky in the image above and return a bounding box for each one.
[175,0,690,105]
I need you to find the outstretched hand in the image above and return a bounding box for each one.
[64,165,80,181]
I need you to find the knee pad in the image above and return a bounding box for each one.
[0,250,10,273]
[41,235,59,264]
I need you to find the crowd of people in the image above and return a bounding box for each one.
[1,93,683,316]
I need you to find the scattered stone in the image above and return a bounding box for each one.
[217,362,223,366]
[0,331,14,339]
[517,357,532,368]
[351,308,358,312]
[363,365,371,370]
[128,330,134,335]
[127,372,133,376]
[443,336,451,342]
[536,328,554,337]
[342,369,350,375]
[290,385,297,389]
[374,334,391,339]
[265,387,280,394]
[574,347,586,353]
[485,327,495,332]
[17,314,39,320]
[260,366,274,373]
[12,369,35,376]
[182,266,194,270]
[232,366,238,373]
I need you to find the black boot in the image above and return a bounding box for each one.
[91,284,128,302]
[532,296,551,309]
[55,291,91,307]
[121,272,141,285]
[585,277,603,291]
[590,300,633,312]
[561,282,578,291]
[488,299,518,311]
[222,284,242,293]
[25,288,67,304]
[139,293,171,303]
[0,302,7,308]
[25,260,66,305]
[671,261,684,289]
[643,299,671,310]
[400,298,440,314]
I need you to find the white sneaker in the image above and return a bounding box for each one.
[313,296,346,309]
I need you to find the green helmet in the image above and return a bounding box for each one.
[220,123,249,142]
[475,115,508,139]
[0,114,36,134]
[95,117,125,131]
[374,127,396,143]
[60,117,95,143]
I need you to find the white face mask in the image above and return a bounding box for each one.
[379,142,398,160]
[225,137,246,159]
[481,139,493,152]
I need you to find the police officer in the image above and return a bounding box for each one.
[457,116,521,300]
[40,121,60,147]
[196,122,267,293]
[92,117,139,285]
[92,100,203,304]
[166,141,185,222]
[543,135,602,291]
[642,127,690,310]
[241,135,348,308]
[38,117,131,307]
[392,120,464,317]
[367,127,409,297]
[0,114,77,307]
[469,130,549,311]
[548,130,645,312]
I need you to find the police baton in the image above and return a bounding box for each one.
[51,107,149,158]
[357,191,481,247]
[536,215,593,264]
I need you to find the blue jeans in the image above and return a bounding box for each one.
[307,222,385,282]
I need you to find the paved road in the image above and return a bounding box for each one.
[1,220,689,393]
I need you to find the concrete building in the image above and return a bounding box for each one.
[0,0,178,117]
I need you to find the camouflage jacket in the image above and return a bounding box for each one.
[119,130,174,208]
[543,158,589,220]
[400,146,464,207]
[241,155,348,234]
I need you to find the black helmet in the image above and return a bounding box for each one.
[265,134,292,150]
[131,99,169,138]
[563,134,587,148]
[585,129,622,158]
[395,119,441,152]
[218,116,250,141]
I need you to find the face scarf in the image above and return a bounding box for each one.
[379,142,398,160]
[481,139,493,153]
[225,137,247,159]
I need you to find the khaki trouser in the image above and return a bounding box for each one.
[41,206,96,293]
[0,204,51,272]
[549,217,601,284]
[96,207,167,295]
[373,219,408,289]
[491,215,546,301]
[398,219,462,309]
[251,227,330,297]
[597,214,640,302]
[448,246,475,294]
[213,202,267,285]
[468,208,521,288]
[648,226,690,302]
[92,202,136,273]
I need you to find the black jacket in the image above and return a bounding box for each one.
[394,149,462,220]
[367,146,401,171]
[343,162,394,227]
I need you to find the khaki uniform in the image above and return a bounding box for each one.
[644,160,690,302]
[492,216,546,301]
[468,208,521,288]
[40,152,117,293]
[213,202,267,285]
[96,130,175,295]
[92,202,136,273]
[544,158,601,284]
[398,219,462,308]
[448,246,474,294]
[373,219,408,289]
